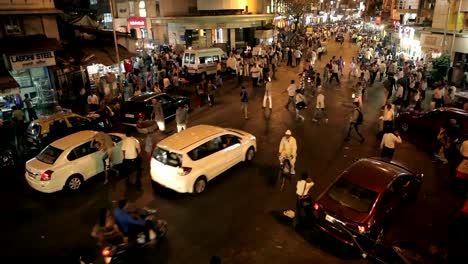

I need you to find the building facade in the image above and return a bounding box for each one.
[101,0,274,51]
[0,0,62,117]
[420,0,468,60]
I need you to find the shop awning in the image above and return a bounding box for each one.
[0,72,20,96]
[81,45,135,66]
[0,35,61,56]
[0,8,63,15]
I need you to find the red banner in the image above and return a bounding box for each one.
[128,17,145,28]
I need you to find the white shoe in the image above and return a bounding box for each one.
[291,169,295,175]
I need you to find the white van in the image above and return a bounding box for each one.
[182,48,227,78]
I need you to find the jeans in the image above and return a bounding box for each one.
[381,146,395,160]
[346,122,364,140]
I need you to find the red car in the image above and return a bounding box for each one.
[396,107,468,136]
[312,158,423,246]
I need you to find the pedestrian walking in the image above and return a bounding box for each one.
[92,132,118,184]
[345,101,365,143]
[263,77,272,109]
[24,94,38,120]
[329,62,340,84]
[151,98,165,132]
[285,80,297,110]
[294,172,315,228]
[176,104,189,132]
[240,86,249,119]
[380,129,402,160]
[250,64,262,88]
[207,79,216,106]
[295,89,306,121]
[312,89,327,124]
[122,128,142,185]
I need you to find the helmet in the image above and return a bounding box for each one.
[285,130,292,136]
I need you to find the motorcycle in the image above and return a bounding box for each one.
[0,146,16,169]
[100,207,168,264]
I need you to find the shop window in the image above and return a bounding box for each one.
[4,16,23,35]
[103,13,112,29]
[10,70,33,88]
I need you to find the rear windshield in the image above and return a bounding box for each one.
[153,147,182,167]
[36,145,64,164]
[123,101,147,112]
[327,177,378,213]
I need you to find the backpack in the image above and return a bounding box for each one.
[356,109,363,124]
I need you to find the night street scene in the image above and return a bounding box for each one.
[2,0,468,263]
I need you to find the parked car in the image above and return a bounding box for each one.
[25,130,126,193]
[396,107,468,136]
[150,125,256,194]
[26,111,109,149]
[312,158,423,245]
[121,93,190,126]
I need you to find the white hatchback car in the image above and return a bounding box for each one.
[150,125,256,194]
[25,130,126,193]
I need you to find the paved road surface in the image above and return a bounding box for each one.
[1,38,465,264]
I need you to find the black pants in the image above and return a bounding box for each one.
[123,158,142,184]
[27,108,38,120]
[329,72,340,84]
[381,146,395,160]
[252,77,258,88]
[346,122,364,140]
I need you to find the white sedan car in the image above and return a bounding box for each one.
[150,125,257,194]
[25,130,126,193]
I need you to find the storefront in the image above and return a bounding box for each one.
[86,63,123,98]
[396,26,422,60]
[2,51,58,116]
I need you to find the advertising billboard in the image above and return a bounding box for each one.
[197,0,246,10]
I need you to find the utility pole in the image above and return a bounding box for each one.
[450,0,463,60]
[443,0,452,53]
[108,0,123,99]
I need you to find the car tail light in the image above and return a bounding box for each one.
[40,170,53,181]
[177,166,192,176]
[101,247,112,257]
[358,225,367,233]
[138,112,145,119]
[313,202,320,211]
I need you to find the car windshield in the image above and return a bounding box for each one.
[153,147,182,167]
[327,177,378,213]
[36,145,64,164]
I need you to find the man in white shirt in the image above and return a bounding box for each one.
[122,128,142,184]
[285,80,297,110]
[313,89,327,123]
[250,64,262,88]
[279,130,297,175]
[380,130,402,160]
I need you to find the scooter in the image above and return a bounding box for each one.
[100,208,168,264]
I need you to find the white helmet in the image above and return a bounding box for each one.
[285,130,292,136]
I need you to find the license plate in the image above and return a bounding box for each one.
[125,114,134,118]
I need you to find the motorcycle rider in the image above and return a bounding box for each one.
[279,130,298,175]
[113,200,156,243]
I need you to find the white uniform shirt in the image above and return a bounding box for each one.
[296,180,315,196]
[279,136,297,157]
[316,94,325,109]
[287,84,297,97]
[380,133,402,149]
[122,137,141,160]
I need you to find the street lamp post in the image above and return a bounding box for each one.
[108,0,123,99]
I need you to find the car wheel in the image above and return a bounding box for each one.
[193,177,207,194]
[65,174,84,191]
[245,147,255,162]
[401,122,409,132]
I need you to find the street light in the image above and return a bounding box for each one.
[108,0,123,99]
